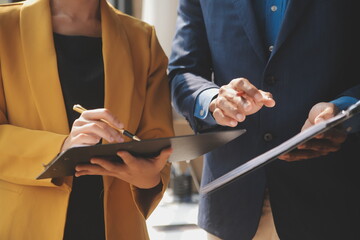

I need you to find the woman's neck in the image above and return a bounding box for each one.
[50,0,101,37]
[51,0,100,21]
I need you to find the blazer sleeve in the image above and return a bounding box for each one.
[168,0,220,133]
[0,68,68,188]
[130,26,174,219]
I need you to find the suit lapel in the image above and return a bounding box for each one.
[20,0,69,134]
[272,0,312,55]
[233,0,267,63]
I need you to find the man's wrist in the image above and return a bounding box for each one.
[194,88,219,125]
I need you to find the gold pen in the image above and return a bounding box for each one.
[73,104,141,141]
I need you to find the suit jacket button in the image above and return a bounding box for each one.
[263,133,273,142]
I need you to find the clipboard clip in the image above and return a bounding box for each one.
[344,100,360,117]
[327,100,360,132]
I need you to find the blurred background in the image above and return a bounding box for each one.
[0,0,206,239]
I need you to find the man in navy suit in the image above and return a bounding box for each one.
[168,0,360,239]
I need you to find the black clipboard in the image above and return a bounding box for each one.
[200,101,360,194]
[36,129,246,179]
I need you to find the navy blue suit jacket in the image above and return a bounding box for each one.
[169,0,360,239]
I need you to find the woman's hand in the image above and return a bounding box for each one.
[61,108,124,152]
[75,147,173,189]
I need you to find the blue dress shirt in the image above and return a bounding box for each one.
[254,0,289,48]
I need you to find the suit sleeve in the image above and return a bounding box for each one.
[341,1,360,101]
[130,26,174,219]
[168,0,220,132]
[335,10,360,132]
[0,61,68,188]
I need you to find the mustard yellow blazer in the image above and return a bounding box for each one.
[0,0,173,239]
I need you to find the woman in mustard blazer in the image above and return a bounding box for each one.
[0,0,174,239]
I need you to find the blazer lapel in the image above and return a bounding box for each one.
[233,0,267,63]
[272,0,312,54]
[20,0,69,134]
[100,0,134,135]
[20,0,134,189]
[100,0,135,190]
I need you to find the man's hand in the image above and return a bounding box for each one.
[209,78,275,127]
[279,102,347,162]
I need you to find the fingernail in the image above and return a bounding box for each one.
[236,114,244,121]
[230,120,237,126]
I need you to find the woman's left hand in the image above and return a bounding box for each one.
[75,147,173,189]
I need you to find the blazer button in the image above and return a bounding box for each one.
[265,76,276,86]
[263,133,273,142]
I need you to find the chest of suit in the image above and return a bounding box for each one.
[198,0,357,142]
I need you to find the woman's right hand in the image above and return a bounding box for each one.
[61,108,124,152]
